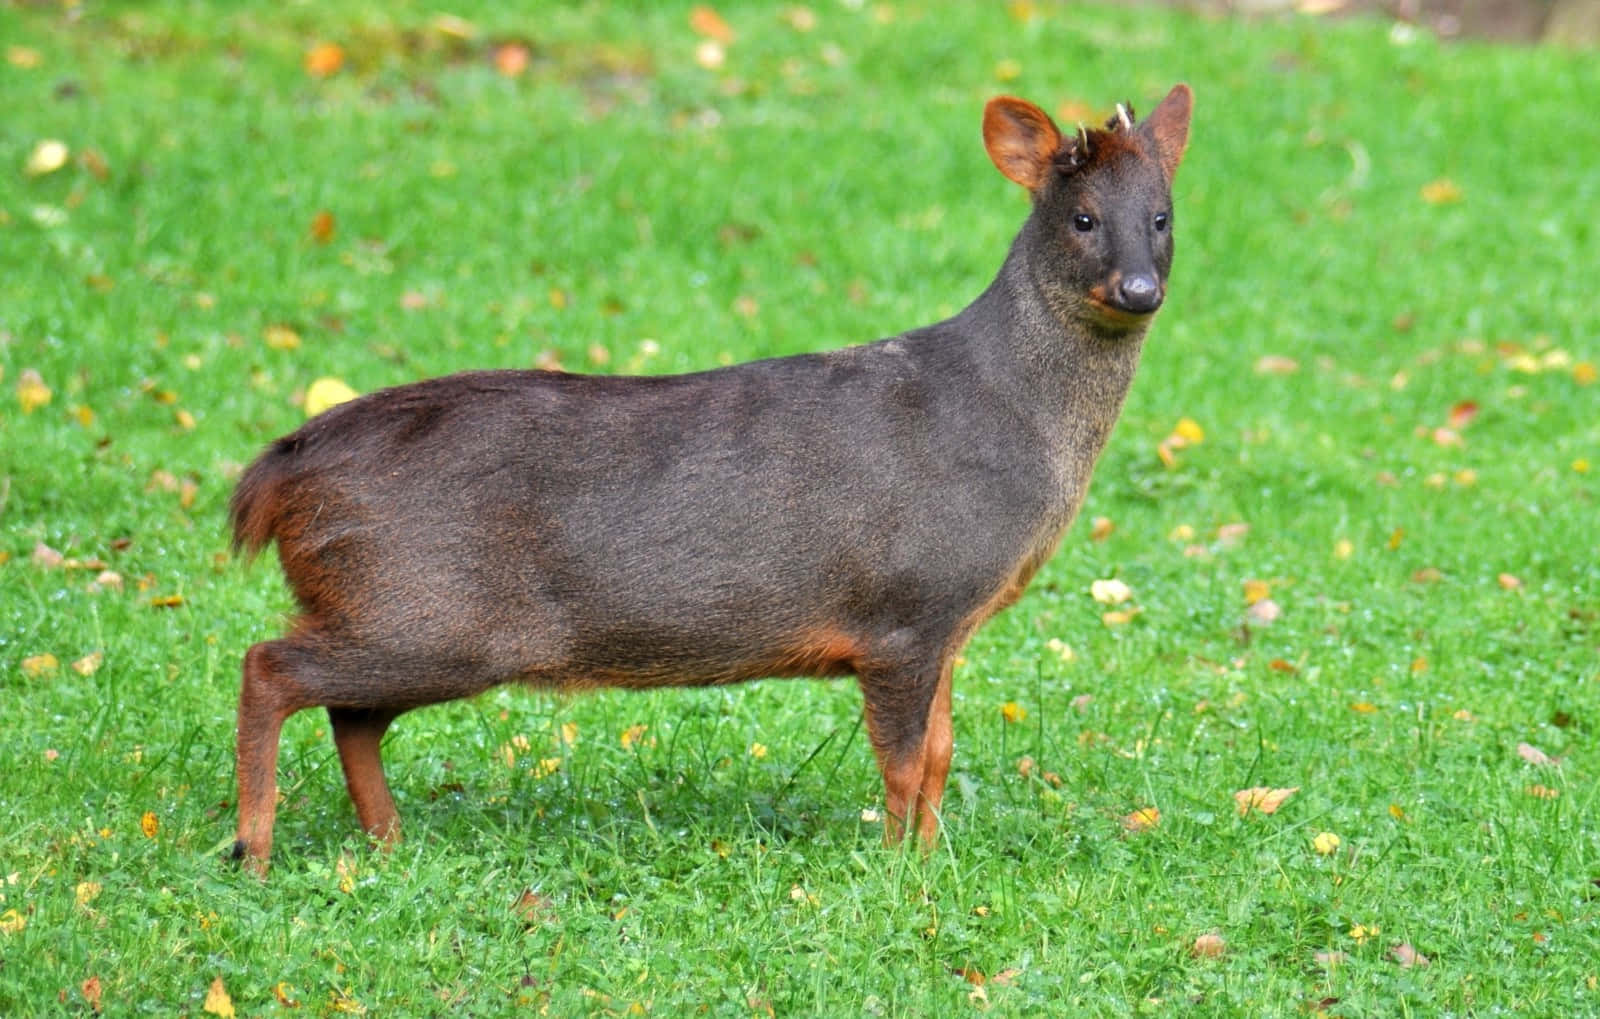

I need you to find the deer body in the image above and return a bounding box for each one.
[230,86,1192,870]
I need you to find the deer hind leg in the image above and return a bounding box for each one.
[328,707,402,846]
[860,656,956,848]
[233,639,320,875]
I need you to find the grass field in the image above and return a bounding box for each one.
[3,1,1598,1014]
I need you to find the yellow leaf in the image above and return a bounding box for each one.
[558,721,579,745]
[1387,527,1405,550]
[1311,831,1341,855]
[1497,572,1522,590]
[305,377,359,417]
[1388,803,1409,822]
[994,57,1023,82]
[1000,701,1027,724]
[204,976,236,1018]
[1333,539,1354,559]
[1233,786,1298,817]
[75,880,102,907]
[140,811,159,838]
[1575,361,1597,385]
[24,138,69,176]
[1101,607,1142,626]
[149,594,185,609]
[7,45,43,68]
[1420,178,1462,204]
[17,368,52,413]
[71,651,103,676]
[1090,578,1132,604]
[175,409,197,430]
[1526,784,1560,800]
[1088,516,1114,542]
[1241,579,1271,605]
[1045,637,1075,663]
[1350,701,1378,713]
[264,325,302,351]
[0,909,27,935]
[21,653,58,678]
[1348,922,1379,944]
[273,982,302,1008]
[620,724,649,749]
[1253,354,1300,376]
[1122,806,1161,833]
[748,741,768,758]
[1173,417,1205,443]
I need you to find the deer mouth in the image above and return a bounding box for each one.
[1085,290,1160,331]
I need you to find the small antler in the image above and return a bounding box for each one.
[1076,122,1091,155]
[1112,103,1134,131]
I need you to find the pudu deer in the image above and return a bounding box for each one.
[229,85,1193,871]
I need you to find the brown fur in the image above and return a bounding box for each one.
[227,86,1193,872]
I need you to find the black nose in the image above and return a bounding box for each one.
[1113,273,1162,314]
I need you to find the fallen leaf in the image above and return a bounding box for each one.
[748,741,768,758]
[75,881,102,907]
[32,541,64,568]
[1387,527,1405,550]
[21,653,59,678]
[513,889,554,925]
[1016,756,1035,778]
[1046,638,1076,663]
[7,45,43,68]
[273,983,301,1008]
[203,976,236,1018]
[1389,803,1409,822]
[0,909,25,935]
[305,377,359,417]
[1246,598,1281,624]
[1447,400,1479,429]
[264,324,302,351]
[494,41,531,77]
[690,5,736,43]
[1253,354,1300,375]
[1089,516,1114,542]
[1575,362,1597,385]
[1497,572,1522,590]
[1242,579,1271,605]
[17,368,52,413]
[1350,702,1378,714]
[149,594,184,609]
[1090,578,1133,605]
[620,724,649,749]
[1000,701,1027,724]
[1314,950,1348,967]
[1525,784,1560,800]
[140,811,159,838]
[1191,932,1226,958]
[1391,943,1430,967]
[1234,786,1298,817]
[1121,806,1160,833]
[304,42,345,78]
[1101,607,1142,626]
[309,209,336,244]
[1216,522,1250,546]
[694,40,726,70]
[71,651,103,676]
[1348,923,1379,944]
[1172,417,1205,444]
[1312,831,1341,855]
[25,139,69,176]
[1517,742,1556,766]
[81,974,102,1012]
[1420,178,1462,204]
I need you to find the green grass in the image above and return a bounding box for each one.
[3,0,1598,1013]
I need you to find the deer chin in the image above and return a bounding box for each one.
[1083,296,1159,333]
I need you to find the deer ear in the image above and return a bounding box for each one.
[983,97,1062,192]
[1142,83,1193,181]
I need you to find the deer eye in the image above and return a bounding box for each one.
[1072,213,1095,233]
[1153,212,1170,232]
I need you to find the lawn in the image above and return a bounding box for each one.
[2,0,1597,1014]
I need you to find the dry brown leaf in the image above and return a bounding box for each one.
[1253,354,1300,376]
[1191,932,1226,958]
[1497,572,1522,590]
[1089,516,1114,542]
[32,541,64,568]
[1447,400,1479,429]
[81,975,103,1012]
[1525,783,1560,800]
[1391,943,1430,968]
[494,42,531,77]
[140,811,159,838]
[309,209,336,244]
[1233,786,1298,817]
[1246,598,1281,624]
[1516,742,1556,766]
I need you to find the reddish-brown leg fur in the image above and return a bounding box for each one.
[863,659,956,847]
[233,641,311,875]
[327,707,402,845]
